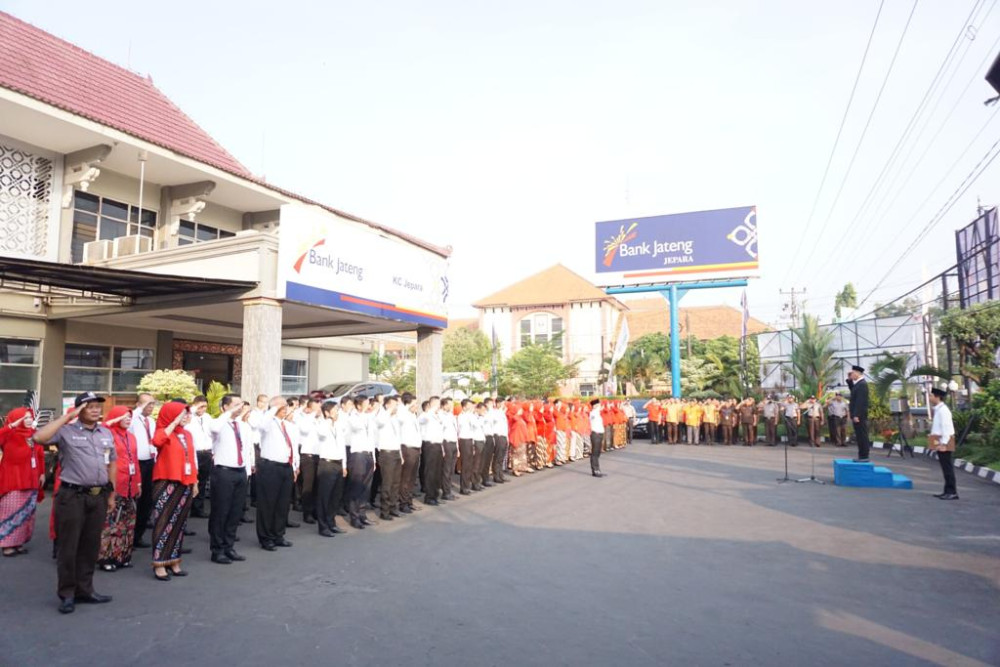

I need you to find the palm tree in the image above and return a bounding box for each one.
[789,314,838,398]
[869,353,950,403]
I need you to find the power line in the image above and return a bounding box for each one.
[780,0,887,286]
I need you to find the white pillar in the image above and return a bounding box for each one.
[416,327,443,398]
[242,297,282,400]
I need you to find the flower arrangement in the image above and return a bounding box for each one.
[136,369,199,403]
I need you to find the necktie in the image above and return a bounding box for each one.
[231,422,244,467]
[280,422,293,465]
[143,416,151,440]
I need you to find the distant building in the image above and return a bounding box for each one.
[622,298,771,342]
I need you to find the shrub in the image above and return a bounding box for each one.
[136,369,198,403]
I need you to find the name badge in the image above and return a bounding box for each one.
[129,463,136,475]
[104,450,111,465]
[184,463,193,476]
[30,456,37,469]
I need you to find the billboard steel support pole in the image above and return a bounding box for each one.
[605,279,748,398]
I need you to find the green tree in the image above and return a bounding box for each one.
[385,364,416,395]
[369,352,396,380]
[937,302,1000,385]
[614,333,670,393]
[789,314,838,399]
[498,343,578,397]
[874,296,922,318]
[680,357,718,394]
[443,328,492,373]
[868,353,951,403]
[834,282,857,320]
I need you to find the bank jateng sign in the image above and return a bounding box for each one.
[277,204,448,328]
[594,206,758,283]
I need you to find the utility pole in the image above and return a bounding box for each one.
[780,287,806,328]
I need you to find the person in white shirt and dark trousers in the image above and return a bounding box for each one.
[929,388,958,500]
[375,396,403,520]
[457,400,478,495]
[315,401,347,536]
[188,396,213,519]
[396,393,422,513]
[589,399,605,478]
[294,399,322,525]
[207,394,254,564]
[471,403,488,490]
[250,397,299,550]
[345,397,376,529]
[129,393,157,548]
[419,397,445,506]
[491,399,509,484]
[439,398,459,501]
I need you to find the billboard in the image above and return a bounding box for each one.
[956,207,999,307]
[595,205,758,284]
[277,204,449,328]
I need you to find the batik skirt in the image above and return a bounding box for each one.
[151,481,193,568]
[555,431,569,463]
[510,443,531,473]
[99,496,137,567]
[0,489,36,548]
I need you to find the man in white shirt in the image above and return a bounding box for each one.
[478,399,496,488]
[472,402,488,491]
[396,393,423,514]
[250,396,299,550]
[345,396,376,528]
[244,393,270,526]
[294,399,322,525]
[490,398,510,484]
[375,395,403,520]
[315,400,347,536]
[457,399,478,495]
[439,398,459,501]
[929,388,958,500]
[418,397,445,506]
[589,399,605,478]
[622,400,637,445]
[189,396,213,518]
[206,394,254,564]
[129,393,157,549]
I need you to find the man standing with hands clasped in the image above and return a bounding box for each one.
[847,365,871,462]
[34,392,116,614]
[929,388,958,500]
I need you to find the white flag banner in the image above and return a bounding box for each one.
[611,315,630,367]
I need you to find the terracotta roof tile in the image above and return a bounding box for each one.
[474,264,621,308]
[624,298,770,341]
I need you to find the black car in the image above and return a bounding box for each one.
[630,398,650,439]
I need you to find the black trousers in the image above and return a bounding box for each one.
[441,441,458,497]
[422,441,443,502]
[134,459,155,543]
[55,486,108,600]
[938,450,957,495]
[785,417,798,445]
[458,439,475,492]
[347,451,375,522]
[472,440,486,487]
[256,459,293,547]
[765,418,778,445]
[480,435,496,484]
[853,418,871,460]
[192,450,213,515]
[209,466,247,556]
[590,432,603,473]
[492,436,508,481]
[649,421,659,443]
[299,453,319,519]
[829,416,846,445]
[377,450,402,516]
[316,459,345,532]
[400,446,421,507]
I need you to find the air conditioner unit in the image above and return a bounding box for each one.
[82,240,112,263]
[113,235,152,257]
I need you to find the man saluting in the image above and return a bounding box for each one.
[847,365,870,462]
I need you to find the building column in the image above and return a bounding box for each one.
[155,330,174,370]
[241,298,282,400]
[416,327,443,398]
[39,319,66,410]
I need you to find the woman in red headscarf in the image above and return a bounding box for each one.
[150,401,199,580]
[0,407,45,556]
[508,404,531,476]
[97,406,141,571]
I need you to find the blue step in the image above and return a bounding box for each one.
[891,474,913,489]
[833,459,911,489]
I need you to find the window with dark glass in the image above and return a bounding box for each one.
[71,192,157,262]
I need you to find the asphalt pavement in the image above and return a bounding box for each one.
[2,442,998,666]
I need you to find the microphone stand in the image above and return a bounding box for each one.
[777,431,792,483]
[796,442,825,484]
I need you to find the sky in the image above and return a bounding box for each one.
[6,0,1000,326]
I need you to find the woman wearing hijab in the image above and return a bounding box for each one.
[508,404,531,477]
[0,407,45,557]
[97,406,141,571]
[150,401,199,580]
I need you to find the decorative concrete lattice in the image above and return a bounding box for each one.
[0,142,53,257]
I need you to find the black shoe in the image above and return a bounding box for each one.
[360,517,374,526]
[424,499,439,506]
[303,516,317,525]
[933,492,947,499]
[460,490,472,496]
[399,506,413,514]
[234,536,240,542]
[169,569,188,577]
[191,510,210,519]
[275,539,293,547]
[330,526,346,534]
[180,547,192,555]
[443,494,456,501]
[852,458,870,463]
[379,514,394,521]
[319,528,335,537]
[225,550,246,561]
[592,471,604,478]
[154,571,171,581]
[260,543,277,552]
[211,554,233,565]
[286,520,301,528]
[389,509,401,517]
[240,515,254,524]
[482,482,494,487]
[350,519,365,530]
[942,494,960,500]
[183,528,196,537]
[58,598,75,614]
[76,593,112,604]
[134,539,151,549]
[409,504,423,511]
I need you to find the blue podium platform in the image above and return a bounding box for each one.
[833,459,912,489]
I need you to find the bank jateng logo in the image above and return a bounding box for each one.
[727,207,757,260]
[293,237,364,281]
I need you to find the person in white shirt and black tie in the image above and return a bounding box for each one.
[471,402,488,491]
[929,388,958,500]
[250,397,299,550]
[294,399,322,525]
[129,393,157,549]
[206,394,254,564]
[315,401,347,536]
[188,396,213,519]
[345,397,376,529]
[490,398,509,484]
[375,395,403,521]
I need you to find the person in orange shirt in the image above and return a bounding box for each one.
[702,400,718,446]
[664,399,679,444]
[644,398,661,444]
[683,401,703,445]
[150,400,199,581]
[524,403,541,470]
[570,404,586,460]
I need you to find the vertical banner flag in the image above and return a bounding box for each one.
[611,315,630,367]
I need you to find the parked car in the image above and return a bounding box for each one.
[310,381,396,402]
[630,398,650,439]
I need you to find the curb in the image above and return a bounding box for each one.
[871,441,1000,485]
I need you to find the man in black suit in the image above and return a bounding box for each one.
[847,365,870,462]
